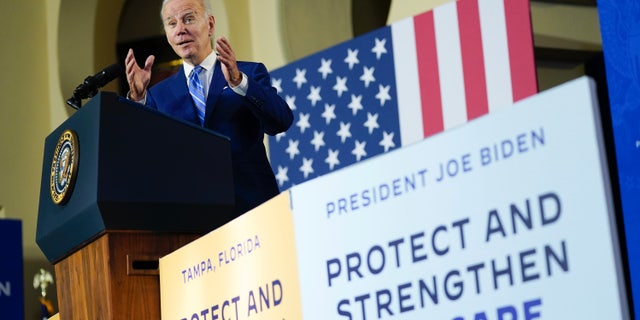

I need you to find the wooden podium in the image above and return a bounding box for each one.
[36,92,236,319]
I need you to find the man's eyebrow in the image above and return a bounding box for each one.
[164,10,196,21]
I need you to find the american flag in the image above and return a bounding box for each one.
[268,0,537,190]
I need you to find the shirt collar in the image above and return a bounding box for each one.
[183,51,217,76]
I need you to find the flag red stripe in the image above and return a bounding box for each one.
[504,0,538,101]
[457,0,489,120]
[414,11,444,137]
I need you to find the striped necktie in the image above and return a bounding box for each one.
[188,65,206,125]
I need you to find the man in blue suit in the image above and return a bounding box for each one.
[125,0,293,215]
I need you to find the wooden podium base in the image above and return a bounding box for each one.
[54,231,200,320]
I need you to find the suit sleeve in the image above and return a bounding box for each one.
[242,62,294,135]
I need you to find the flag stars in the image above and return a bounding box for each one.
[360,66,376,88]
[318,58,333,80]
[275,166,289,187]
[293,68,307,89]
[351,140,367,161]
[325,148,340,170]
[322,104,337,125]
[310,130,326,152]
[379,131,396,152]
[307,86,322,106]
[285,95,297,110]
[344,48,360,70]
[337,121,352,143]
[285,139,300,160]
[296,112,311,134]
[364,112,380,134]
[375,84,392,106]
[348,94,364,116]
[271,78,283,93]
[275,131,286,142]
[333,76,348,97]
[371,37,388,60]
[299,157,314,179]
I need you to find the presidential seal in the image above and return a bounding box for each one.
[50,129,79,205]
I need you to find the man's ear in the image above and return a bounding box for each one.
[208,15,215,37]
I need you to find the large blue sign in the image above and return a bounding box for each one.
[598,0,640,316]
[0,219,24,319]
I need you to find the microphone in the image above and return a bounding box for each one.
[67,63,123,109]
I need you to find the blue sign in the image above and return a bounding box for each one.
[0,219,24,319]
[598,0,640,316]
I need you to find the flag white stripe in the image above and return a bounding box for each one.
[392,18,424,147]
[434,2,468,130]
[478,0,513,112]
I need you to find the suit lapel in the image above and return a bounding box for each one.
[168,66,201,125]
[204,60,226,123]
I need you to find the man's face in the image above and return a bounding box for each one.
[162,0,214,66]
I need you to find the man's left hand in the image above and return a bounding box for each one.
[215,36,242,87]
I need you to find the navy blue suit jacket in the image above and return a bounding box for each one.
[146,60,293,215]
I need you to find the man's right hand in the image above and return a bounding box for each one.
[125,48,155,101]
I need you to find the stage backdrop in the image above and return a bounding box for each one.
[0,219,24,320]
[160,77,630,319]
[160,193,303,319]
[267,0,537,190]
[598,0,640,315]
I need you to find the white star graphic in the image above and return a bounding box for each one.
[322,104,337,125]
[307,86,322,107]
[325,148,340,170]
[275,131,286,142]
[285,95,297,110]
[318,58,333,80]
[352,140,367,161]
[348,94,364,116]
[299,157,314,179]
[344,48,360,70]
[337,121,352,143]
[271,78,283,93]
[333,76,348,97]
[360,66,376,88]
[363,112,380,134]
[293,68,307,89]
[296,112,311,134]
[375,84,392,106]
[379,131,396,152]
[310,130,326,152]
[372,37,388,60]
[275,166,289,187]
[285,139,300,160]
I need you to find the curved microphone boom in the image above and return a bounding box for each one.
[67,63,123,109]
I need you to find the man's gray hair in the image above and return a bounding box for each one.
[161,0,213,19]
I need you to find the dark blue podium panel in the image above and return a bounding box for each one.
[37,92,235,262]
[0,219,24,320]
